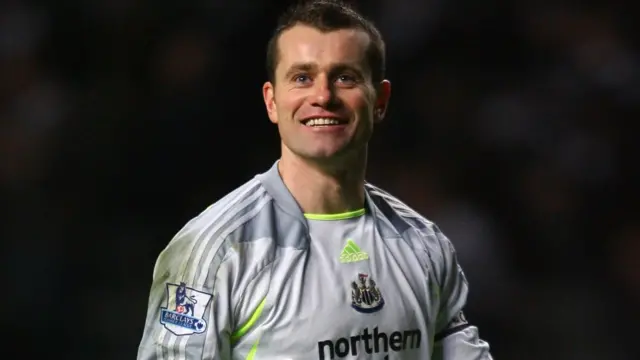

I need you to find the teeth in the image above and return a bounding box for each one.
[304,118,342,126]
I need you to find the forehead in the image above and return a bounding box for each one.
[276,25,371,72]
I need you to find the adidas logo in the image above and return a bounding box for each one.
[340,239,369,263]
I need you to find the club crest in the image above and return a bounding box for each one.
[351,273,384,313]
[159,282,213,336]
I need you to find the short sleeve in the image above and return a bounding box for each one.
[432,227,493,360]
[137,234,233,360]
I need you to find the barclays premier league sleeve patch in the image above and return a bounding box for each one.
[159,282,213,336]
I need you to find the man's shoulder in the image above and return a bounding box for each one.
[157,179,270,254]
[365,183,436,233]
[365,183,452,251]
[365,183,454,277]
[152,177,275,280]
[178,177,273,242]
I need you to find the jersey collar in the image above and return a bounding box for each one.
[256,160,380,222]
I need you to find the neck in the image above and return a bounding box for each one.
[278,146,367,215]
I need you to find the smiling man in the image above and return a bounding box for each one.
[137,1,493,359]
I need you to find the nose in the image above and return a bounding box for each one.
[310,75,334,107]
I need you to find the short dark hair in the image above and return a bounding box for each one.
[266,0,386,84]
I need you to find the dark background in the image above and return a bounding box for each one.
[2,0,638,358]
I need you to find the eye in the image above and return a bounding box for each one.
[293,74,311,84]
[336,74,357,85]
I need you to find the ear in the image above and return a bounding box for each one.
[374,80,391,123]
[263,81,278,124]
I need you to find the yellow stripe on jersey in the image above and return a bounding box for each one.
[304,208,365,220]
[231,297,267,345]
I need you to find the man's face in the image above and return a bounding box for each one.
[263,24,390,162]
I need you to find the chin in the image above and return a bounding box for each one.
[286,137,364,162]
[301,145,356,163]
[301,151,341,161]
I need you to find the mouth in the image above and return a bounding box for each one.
[300,117,349,127]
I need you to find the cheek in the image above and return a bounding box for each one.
[345,93,374,115]
[275,89,306,116]
[345,86,375,106]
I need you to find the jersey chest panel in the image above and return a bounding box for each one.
[250,228,437,359]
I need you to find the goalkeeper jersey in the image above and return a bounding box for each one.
[137,161,492,360]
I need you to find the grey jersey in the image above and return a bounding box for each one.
[137,162,492,360]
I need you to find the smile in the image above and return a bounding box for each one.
[301,117,348,127]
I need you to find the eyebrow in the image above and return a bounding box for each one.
[284,62,316,79]
[283,62,363,79]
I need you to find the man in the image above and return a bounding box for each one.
[137,1,493,359]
